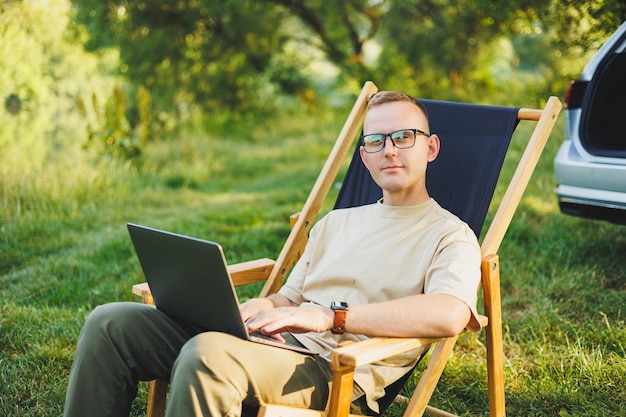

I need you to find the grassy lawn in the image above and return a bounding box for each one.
[1,103,625,416]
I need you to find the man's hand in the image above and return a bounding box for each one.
[239,297,275,323]
[244,305,334,337]
[239,293,297,322]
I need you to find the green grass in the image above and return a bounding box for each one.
[2,105,625,416]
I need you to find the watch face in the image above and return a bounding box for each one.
[331,301,349,310]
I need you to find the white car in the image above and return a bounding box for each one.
[554,20,626,224]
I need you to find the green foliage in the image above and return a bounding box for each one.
[77,84,155,162]
[0,0,118,176]
[376,0,625,103]
[70,0,297,114]
[68,0,626,112]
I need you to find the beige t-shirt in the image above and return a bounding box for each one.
[278,198,481,412]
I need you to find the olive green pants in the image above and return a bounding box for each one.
[63,302,372,417]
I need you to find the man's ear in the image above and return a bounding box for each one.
[359,146,371,171]
[427,134,440,163]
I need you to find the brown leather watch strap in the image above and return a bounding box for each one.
[331,301,349,334]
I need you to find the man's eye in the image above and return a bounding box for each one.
[393,131,412,140]
[366,136,384,145]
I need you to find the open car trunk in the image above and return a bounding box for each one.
[580,41,626,158]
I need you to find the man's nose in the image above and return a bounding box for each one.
[383,136,398,156]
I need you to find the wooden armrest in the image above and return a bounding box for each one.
[331,336,438,369]
[132,281,154,304]
[330,315,488,369]
[327,336,439,417]
[228,257,275,286]
[132,258,276,305]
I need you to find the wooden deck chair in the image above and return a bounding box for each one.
[132,81,562,417]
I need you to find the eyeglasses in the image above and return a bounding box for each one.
[361,128,430,153]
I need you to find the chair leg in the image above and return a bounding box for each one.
[402,336,459,417]
[327,363,355,417]
[146,379,168,417]
[485,325,505,417]
[482,255,506,417]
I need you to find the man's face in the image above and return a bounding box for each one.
[360,101,439,205]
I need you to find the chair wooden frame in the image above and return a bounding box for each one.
[132,81,562,417]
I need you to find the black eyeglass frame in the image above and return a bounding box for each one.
[360,128,431,153]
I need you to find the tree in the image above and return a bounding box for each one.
[70,1,298,113]
[69,0,387,114]
[375,0,626,101]
[69,0,626,112]
[271,0,385,82]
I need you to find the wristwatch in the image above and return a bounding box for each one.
[330,301,349,334]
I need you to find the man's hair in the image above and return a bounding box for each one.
[367,91,429,123]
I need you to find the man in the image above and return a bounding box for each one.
[63,91,481,417]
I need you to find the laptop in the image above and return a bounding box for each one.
[127,223,314,355]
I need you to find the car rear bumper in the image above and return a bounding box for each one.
[556,184,626,224]
[554,140,626,223]
[555,194,626,224]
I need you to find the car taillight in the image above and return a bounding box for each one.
[564,80,588,110]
